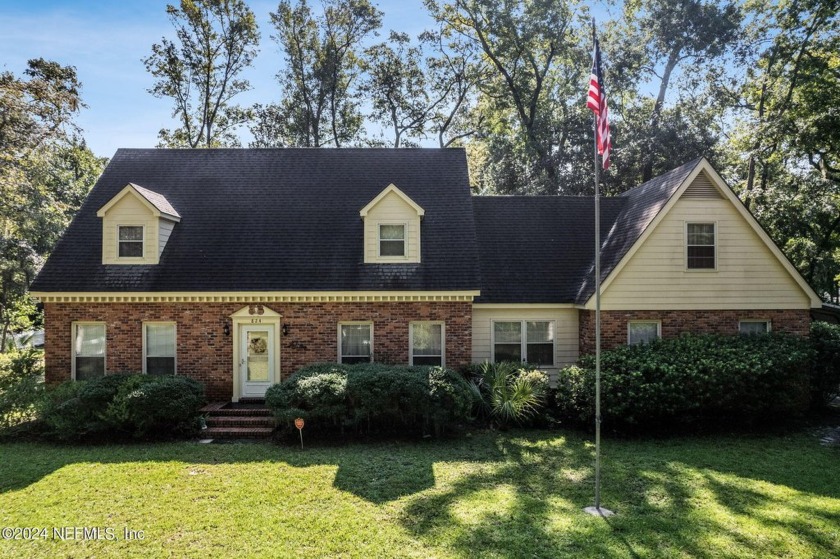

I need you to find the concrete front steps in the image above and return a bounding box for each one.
[200,400,276,440]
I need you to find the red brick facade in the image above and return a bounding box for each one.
[579,309,811,355]
[44,301,472,401]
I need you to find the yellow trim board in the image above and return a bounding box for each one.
[31,290,480,304]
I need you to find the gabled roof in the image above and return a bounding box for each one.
[474,159,702,305]
[96,182,181,221]
[359,183,425,217]
[31,148,480,293]
[575,157,703,303]
[475,157,820,306]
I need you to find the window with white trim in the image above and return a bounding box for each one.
[144,322,176,375]
[686,223,715,269]
[118,225,144,257]
[339,323,372,364]
[410,322,444,366]
[628,321,661,345]
[378,224,406,257]
[739,320,770,335]
[492,321,555,366]
[72,322,105,380]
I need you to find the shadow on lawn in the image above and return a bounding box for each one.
[1,429,839,558]
[395,432,840,558]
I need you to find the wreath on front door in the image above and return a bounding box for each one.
[250,337,268,354]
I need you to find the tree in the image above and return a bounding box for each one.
[421,29,487,149]
[250,0,382,148]
[606,0,742,185]
[426,0,574,187]
[0,60,103,351]
[144,0,260,148]
[727,0,840,300]
[363,32,435,148]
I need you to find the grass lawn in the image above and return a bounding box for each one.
[0,428,838,558]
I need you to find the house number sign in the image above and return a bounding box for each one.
[250,318,263,324]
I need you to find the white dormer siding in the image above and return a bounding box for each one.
[96,184,180,265]
[360,184,424,264]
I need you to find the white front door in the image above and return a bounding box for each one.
[240,324,275,398]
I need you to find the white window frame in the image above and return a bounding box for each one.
[117,224,145,259]
[71,321,106,381]
[627,320,662,345]
[409,321,445,367]
[338,321,374,364]
[685,221,717,271]
[143,321,177,375]
[490,320,556,367]
[739,320,771,335]
[377,222,407,259]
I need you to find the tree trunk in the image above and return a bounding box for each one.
[642,52,680,183]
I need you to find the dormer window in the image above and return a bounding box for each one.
[360,184,424,264]
[97,183,180,265]
[379,224,406,257]
[118,226,144,258]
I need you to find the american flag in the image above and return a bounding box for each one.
[587,36,611,169]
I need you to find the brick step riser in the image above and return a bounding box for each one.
[207,409,273,417]
[206,417,276,428]
[203,427,274,439]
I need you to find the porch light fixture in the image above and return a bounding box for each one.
[223,323,230,336]
[282,324,289,336]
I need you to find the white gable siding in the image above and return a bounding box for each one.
[471,306,579,382]
[101,194,159,265]
[363,191,421,263]
[600,195,811,310]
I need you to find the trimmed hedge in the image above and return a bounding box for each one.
[555,333,814,431]
[39,374,205,441]
[266,363,473,437]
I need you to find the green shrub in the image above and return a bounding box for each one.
[809,321,840,407]
[0,349,44,432]
[39,381,95,441]
[555,333,813,431]
[40,374,205,441]
[266,363,472,437]
[469,362,549,428]
[108,375,205,438]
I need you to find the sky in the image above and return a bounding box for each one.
[0,0,437,158]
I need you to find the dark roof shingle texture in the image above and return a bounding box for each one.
[32,148,480,293]
[475,158,703,304]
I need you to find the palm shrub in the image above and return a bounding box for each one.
[470,362,548,428]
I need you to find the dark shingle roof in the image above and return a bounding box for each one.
[575,157,703,303]
[475,158,703,304]
[31,148,480,293]
[473,197,625,303]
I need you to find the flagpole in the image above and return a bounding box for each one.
[584,18,613,519]
[592,34,603,512]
